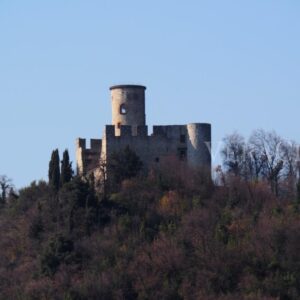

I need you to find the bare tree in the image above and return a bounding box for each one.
[220,129,300,198]
[249,130,285,196]
[0,175,13,205]
[246,145,266,182]
[281,140,298,179]
[221,132,246,177]
[279,141,300,199]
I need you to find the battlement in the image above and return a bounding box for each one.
[120,125,132,137]
[103,124,211,140]
[76,138,86,149]
[105,125,149,138]
[76,138,102,175]
[76,138,102,151]
[153,126,167,137]
[76,84,212,178]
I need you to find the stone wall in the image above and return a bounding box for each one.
[76,138,102,175]
[100,123,211,175]
[110,85,146,136]
[76,84,212,178]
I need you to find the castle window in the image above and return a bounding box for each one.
[117,122,121,129]
[180,134,186,143]
[120,104,127,115]
[155,157,160,163]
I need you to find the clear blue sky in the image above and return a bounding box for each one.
[0,0,299,188]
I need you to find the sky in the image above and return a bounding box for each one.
[0,0,299,189]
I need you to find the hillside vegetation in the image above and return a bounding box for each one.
[1,130,300,300]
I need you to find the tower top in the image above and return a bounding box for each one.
[110,84,146,91]
[110,84,146,136]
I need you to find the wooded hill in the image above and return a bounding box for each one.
[0,129,300,300]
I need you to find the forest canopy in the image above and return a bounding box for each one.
[0,130,300,300]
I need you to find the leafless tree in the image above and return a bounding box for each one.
[221,130,300,198]
[246,145,266,182]
[221,132,246,177]
[248,130,285,196]
[0,175,13,205]
[281,140,299,179]
[279,140,300,198]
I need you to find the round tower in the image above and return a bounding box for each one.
[110,84,146,136]
[187,123,212,172]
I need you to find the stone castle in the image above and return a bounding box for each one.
[76,85,212,179]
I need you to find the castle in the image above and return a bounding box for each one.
[76,85,212,179]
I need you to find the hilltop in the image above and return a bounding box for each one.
[0,129,300,300]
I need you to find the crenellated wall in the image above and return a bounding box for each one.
[100,123,211,176]
[76,84,212,178]
[76,138,102,175]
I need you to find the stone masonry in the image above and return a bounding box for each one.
[76,85,212,178]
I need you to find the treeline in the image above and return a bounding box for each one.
[220,129,300,199]
[0,130,300,300]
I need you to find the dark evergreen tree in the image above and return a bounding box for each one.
[48,149,60,191]
[60,149,73,186]
[58,177,98,235]
[40,235,75,276]
[109,145,143,186]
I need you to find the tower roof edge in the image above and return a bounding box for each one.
[109,84,146,90]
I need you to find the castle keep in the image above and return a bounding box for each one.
[76,85,212,178]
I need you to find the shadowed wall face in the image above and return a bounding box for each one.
[110,85,146,136]
[187,123,211,170]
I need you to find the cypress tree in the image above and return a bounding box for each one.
[61,149,73,186]
[48,149,60,191]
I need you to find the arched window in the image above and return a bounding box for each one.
[120,104,127,115]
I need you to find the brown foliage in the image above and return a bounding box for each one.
[1,161,300,299]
